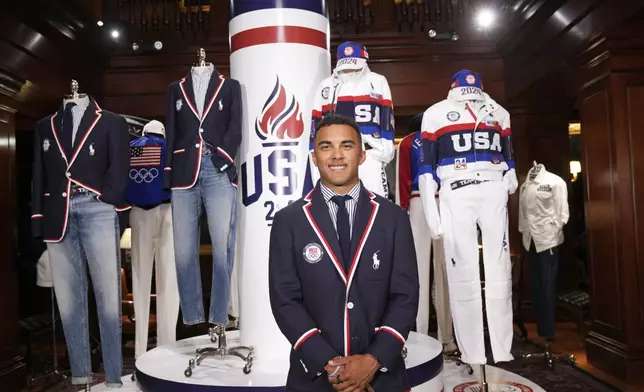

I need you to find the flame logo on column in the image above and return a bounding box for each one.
[255,76,304,141]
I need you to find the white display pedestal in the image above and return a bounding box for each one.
[133,331,444,391]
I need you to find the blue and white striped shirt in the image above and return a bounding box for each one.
[63,96,90,147]
[191,64,214,118]
[319,181,361,239]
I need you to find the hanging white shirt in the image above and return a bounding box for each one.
[518,164,569,252]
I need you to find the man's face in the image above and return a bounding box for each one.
[312,124,365,188]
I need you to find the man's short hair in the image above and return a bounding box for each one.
[314,114,362,145]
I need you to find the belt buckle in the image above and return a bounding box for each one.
[70,185,87,197]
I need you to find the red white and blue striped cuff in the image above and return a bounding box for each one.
[293,328,320,351]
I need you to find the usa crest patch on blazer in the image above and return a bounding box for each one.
[303,243,324,264]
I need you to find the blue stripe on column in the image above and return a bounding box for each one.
[135,353,443,391]
[229,0,327,19]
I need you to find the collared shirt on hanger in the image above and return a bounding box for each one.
[518,164,569,252]
[191,64,214,118]
[319,181,361,239]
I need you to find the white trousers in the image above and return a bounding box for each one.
[409,196,454,344]
[130,204,180,359]
[439,179,513,364]
[358,154,389,198]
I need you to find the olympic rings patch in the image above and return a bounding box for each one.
[303,243,324,264]
[129,168,159,184]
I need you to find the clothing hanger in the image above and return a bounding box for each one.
[529,161,542,180]
[63,79,89,107]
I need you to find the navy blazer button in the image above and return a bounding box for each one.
[195,143,200,148]
[199,128,204,133]
[62,192,67,197]
[66,172,71,177]
[347,302,354,309]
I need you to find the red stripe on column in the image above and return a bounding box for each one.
[231,26,326,53]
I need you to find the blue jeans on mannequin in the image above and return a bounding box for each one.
[172,155,237,326]
[46,193,122,388]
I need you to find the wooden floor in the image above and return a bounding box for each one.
[525,322,640,392]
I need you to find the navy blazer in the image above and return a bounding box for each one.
[269,182,420,392]
[164,69,242,189]
[31,98,130,242]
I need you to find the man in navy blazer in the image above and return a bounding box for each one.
[269,114,420,391]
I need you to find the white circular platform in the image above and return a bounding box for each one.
[93,361,545,392]
[131,330,444,391]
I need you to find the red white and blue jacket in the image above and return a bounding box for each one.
[164,70,241,190]
[419,92,514,186]
[269,183,419,391]
[304,66,395,196]
[395,131,421,210]
[31,99,131,242]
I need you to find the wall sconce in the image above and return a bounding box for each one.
[570,160,581,182]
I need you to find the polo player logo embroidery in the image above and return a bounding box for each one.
[218,99,224,111]
[43,138,50,152]
[89,143,95,156]
[176,99,183,112]
[372,250,380,270]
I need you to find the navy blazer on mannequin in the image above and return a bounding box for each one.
[163,69,242,189]
[31,98,130,242]
[269,182,420,392]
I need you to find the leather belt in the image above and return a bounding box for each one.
[70,185,89,197]
[450,179,490,191]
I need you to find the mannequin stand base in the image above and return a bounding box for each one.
[479,364,489,392]
[443,352,491,391]
[184,326,254,377]
[28,369,68,390]
[443,349,474,376]
[521,343,575,370]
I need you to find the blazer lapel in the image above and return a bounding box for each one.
[347,186,380,288]
[50,105,68,164]
[302,186,347,284]
[201,72,225,122]
[68,99,102,168]
[179,74,200,120]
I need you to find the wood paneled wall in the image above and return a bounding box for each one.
[0,105,25,391]
[578,21,644,383]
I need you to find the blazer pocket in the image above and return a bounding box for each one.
[173,149,185,154]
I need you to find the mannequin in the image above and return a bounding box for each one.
[126,120,180,359]
[164,48,242,339]
[519,162,569,341]
[395,114,457,353]
[418,69,518,366]
[305,41,395,197]
[31,80,130,388]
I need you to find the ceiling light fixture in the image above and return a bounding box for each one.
[475,8,496,30]
[111,29,120,39]
[97,21,104,27]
